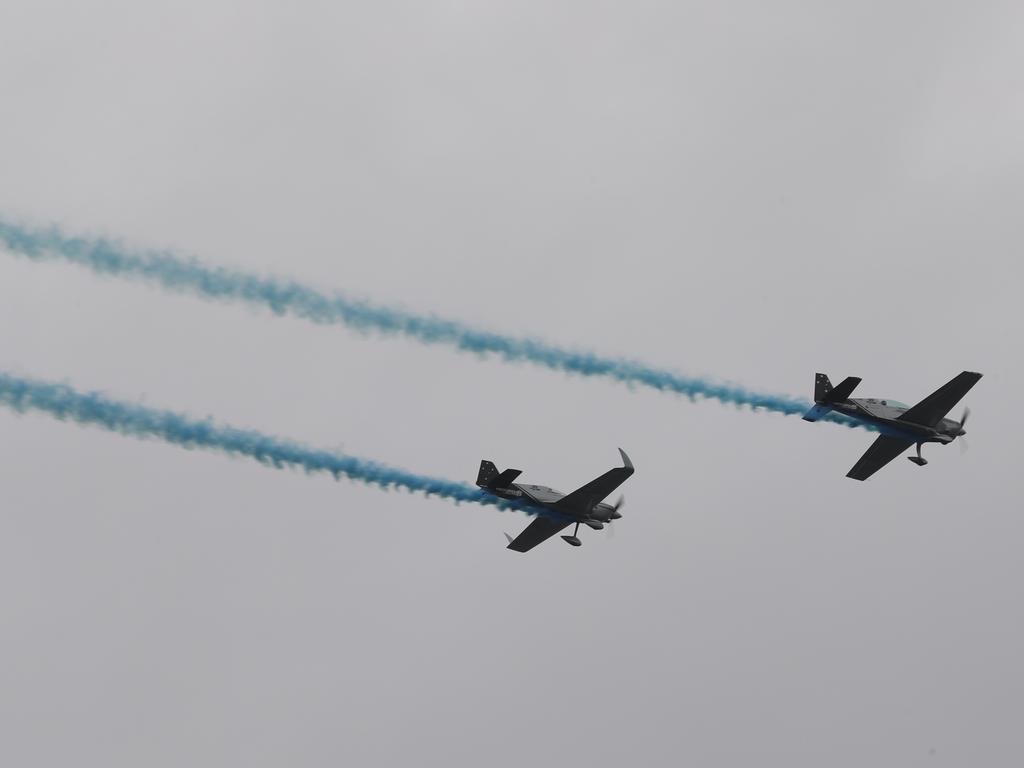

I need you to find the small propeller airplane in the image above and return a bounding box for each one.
[476,448,635,552]
[802,371,982,480]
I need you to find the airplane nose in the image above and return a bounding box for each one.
[956,407,970,438]
[610,510,622,520]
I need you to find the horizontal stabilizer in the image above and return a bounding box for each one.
[829,376,862,402]
[492,468,523,488]
[814,373,860,403]
[802,404,833,422]
[477,460,522,490]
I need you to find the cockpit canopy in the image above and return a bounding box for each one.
[856,398,910,418]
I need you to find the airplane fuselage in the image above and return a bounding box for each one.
[482,482,619,529]
[831,398,963,444]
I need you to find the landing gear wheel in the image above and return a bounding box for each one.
[562,522,583,547]
[907,443,928,467]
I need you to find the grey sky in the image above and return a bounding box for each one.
[1,2,1021,766]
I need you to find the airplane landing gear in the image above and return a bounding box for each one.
[907,443,928,467]
[561,522,583,547]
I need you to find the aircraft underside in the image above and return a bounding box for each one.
[806,371,979,481]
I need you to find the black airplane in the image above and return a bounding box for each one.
[802,371,982,480]
[476,449,634,552]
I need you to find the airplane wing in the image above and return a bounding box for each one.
[506,515,572,553]
[847,435,915,481]
[898,371,982,428]
[554,448,635,514]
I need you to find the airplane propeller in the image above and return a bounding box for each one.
[610,495,624,519]
[956,407,971,453]
[956,406,970,436]
[606,496,624,537]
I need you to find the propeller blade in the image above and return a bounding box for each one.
[612,495,624,514]
[960,406,970,429]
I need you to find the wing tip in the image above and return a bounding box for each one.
[618,447,634,471]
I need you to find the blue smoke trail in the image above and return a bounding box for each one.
[0,218,867,430]
[0,371,532,513]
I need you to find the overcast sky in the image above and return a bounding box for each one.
[1,2,1022,766]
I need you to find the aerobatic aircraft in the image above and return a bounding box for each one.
[476,449,634,552]
[803,371,982,480]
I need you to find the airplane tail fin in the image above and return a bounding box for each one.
[477,460,500,488]
[813,372,861,404]
[477,460,523,490]
[814,373,834,404]
[805,372,861,421]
